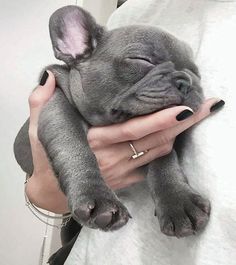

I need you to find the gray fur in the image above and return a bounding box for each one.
[14,5,210,235]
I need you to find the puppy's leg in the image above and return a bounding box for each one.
[48,233,79,265]
[147,150,210,237]
[38,89,130,231]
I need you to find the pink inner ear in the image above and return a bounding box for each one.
[57,12,88,58]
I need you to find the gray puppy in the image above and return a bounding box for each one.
[14,5,210,237]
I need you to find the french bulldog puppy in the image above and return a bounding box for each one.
[14,6,210,238]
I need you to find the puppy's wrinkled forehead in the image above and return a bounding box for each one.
[95,26,170,63]
[49,5,191,71]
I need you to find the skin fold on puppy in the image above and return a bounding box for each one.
[14,6,210,238]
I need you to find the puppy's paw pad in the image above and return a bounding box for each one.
[74,201,95,222]
[73,196,130,231]
[94,211,113,228]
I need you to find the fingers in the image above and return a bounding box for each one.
[88,105,193,148]
[126,141,174,171]
[88,98,224,149]
[99,140,174,182]
[107,170,145,190]
[131,98,224,152]
[162,98,224,141]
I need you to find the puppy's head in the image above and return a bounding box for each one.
[49,6,203,125]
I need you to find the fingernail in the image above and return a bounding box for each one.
[210,100,225,112]
[176,109,193,121]
[39,71,49,86]
[128,213,132,219]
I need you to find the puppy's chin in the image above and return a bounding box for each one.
[156,104,178,111]
[109,103,180,124]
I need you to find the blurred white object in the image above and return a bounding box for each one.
[81,0,118,25]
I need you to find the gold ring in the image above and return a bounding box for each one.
[129,142,148,159]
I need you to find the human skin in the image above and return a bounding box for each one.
[25,71,222,214]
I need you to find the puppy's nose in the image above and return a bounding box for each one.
[176,79,191,95]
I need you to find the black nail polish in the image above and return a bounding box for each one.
[176,109,193,121]
[210,100,225,112]
[39,71,49,86]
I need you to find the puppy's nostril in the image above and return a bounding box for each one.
[176,79,190,94]
[95,212,113,228]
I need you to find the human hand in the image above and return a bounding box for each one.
[87,98,224,190]
[25,71,69,214]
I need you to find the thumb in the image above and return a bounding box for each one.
[28,70,56,128]
[28,70,56,174]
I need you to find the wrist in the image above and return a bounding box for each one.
[25,174,69,214]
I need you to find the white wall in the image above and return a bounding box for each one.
[0,0,116,264]
[83,0,118,25]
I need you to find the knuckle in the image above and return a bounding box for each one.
[88,139,100,150]
[87,129,94,143]
[162,143,173,155]
[158,132,170,145]
[122,126,139,140]
[28,91,43,108]
[28,86,52,108]
[97,157,113,172]
[87,129,102,150]
[87,128,104,151]
[101,165,112,174]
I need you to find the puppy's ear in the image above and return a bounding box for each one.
[49,5,104,65]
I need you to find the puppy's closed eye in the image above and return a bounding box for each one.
[127,56,154,66]
[114,56,155,83]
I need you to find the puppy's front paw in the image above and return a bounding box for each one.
[71,190,131,231]
[157,190,210,238]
